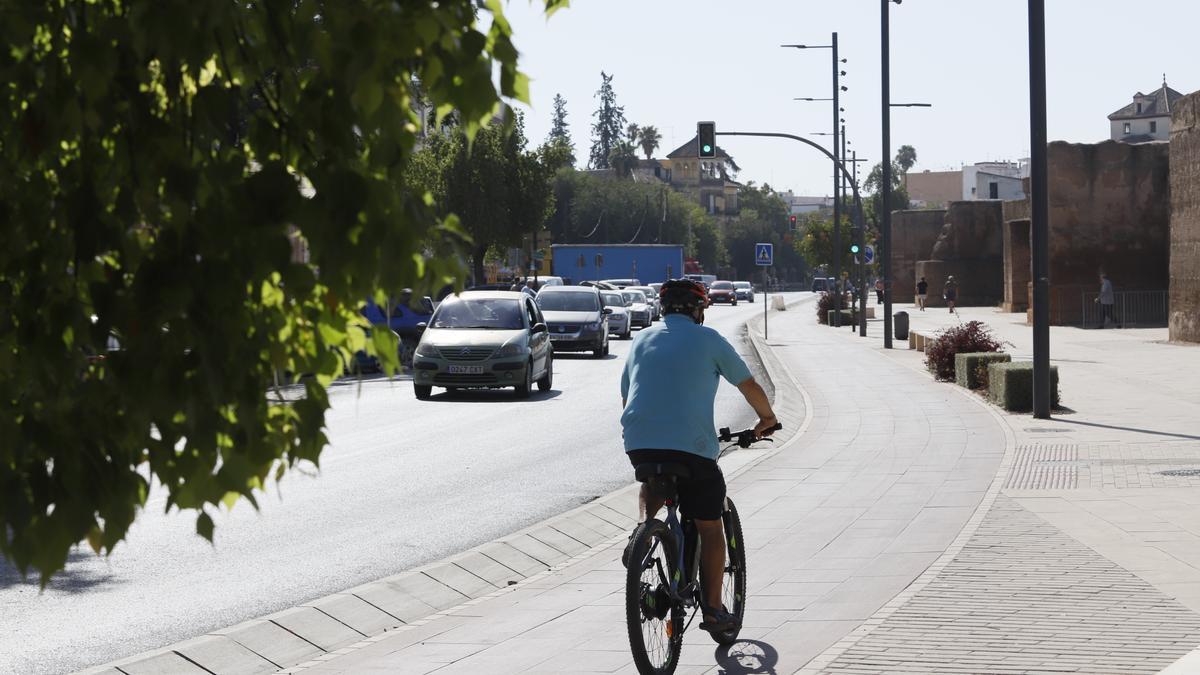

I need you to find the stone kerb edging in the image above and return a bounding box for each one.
[796,321,1020,674]
[83,300,814,675]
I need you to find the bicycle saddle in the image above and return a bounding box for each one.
[634,462,693,482]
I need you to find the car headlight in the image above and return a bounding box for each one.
[494,343,529,358]
[415,342,439,357]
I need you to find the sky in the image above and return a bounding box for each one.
[500,0,1199,197]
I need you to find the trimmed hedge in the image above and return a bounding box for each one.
[955,352,1011,389]
[988,361,1059,411]
[826,309,854,326]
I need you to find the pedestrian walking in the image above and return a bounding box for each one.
[874,278,885,305]
[916,276,928,311]
[943,276,958,314]
[1095,273,1119,328]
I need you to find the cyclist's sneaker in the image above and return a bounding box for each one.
[699,604,739,633]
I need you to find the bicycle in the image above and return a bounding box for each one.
[624,422,783,675]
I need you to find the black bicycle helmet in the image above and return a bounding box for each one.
[659,278,708,316]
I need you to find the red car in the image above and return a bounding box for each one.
[708,280,738,305]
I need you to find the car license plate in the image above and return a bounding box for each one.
[447,365,484,374]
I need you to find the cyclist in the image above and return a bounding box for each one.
[620,278,778,633]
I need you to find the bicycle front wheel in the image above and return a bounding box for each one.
[710,497,748,645]
[626,519,684,675]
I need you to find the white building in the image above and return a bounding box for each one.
[1108,79,1184,143]
[776,190,833,215]
[962,160,1028,201]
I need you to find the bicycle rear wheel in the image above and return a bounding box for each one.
[709,497,747,645]
[626,519,684,675]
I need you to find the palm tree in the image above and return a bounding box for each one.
[609,141,640,179]
[626,123,640,144]
[637,125,662,160]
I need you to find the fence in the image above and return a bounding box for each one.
[1079,290,1168,329]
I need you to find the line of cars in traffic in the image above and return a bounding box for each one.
[408,277,750,400]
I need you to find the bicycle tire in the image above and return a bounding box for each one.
[708,498,747,645]
[625,519,684,675]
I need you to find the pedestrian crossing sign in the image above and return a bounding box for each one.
[755,243,773,266]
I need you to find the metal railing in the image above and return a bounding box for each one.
[1080,290,1168,329]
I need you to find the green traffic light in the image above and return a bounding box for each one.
[850,244,860,254]
[702,144,713,153]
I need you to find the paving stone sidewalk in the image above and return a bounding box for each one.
[271,299,1011,674]
[803,303,1200,674]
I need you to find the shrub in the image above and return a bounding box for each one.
[816,291,834,324]
[955,352,1012,389]
[924,321,1003,381]
[988,362,1059,411]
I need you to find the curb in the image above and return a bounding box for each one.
[81,299,812,675]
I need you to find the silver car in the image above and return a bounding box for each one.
[627,285,661,320]
[412,291,553,399]
[535,285,611,358]
[733,281,755,302]
[621,289,653,329]
[601,291,632,339]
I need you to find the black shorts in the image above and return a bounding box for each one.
[628,449,726,521]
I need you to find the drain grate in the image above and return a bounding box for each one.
[1157,469,1200,477]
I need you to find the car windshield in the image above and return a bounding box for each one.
[712,281,733,290]
[431,298,524,330]
[537,291,600,312]
[629,287,654,297]
[734,282,751,288]
[602,293,625,307]
[622,290,647,304]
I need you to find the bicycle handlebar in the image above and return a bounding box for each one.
[718,422,783,448]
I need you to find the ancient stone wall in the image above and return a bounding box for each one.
[1170,92,1200,342]
[917,201,1004,306]
[1046,141,1170,292]
[891,209,946,302]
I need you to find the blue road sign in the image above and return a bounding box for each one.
[755,243,773,266]
[863,245,875,264]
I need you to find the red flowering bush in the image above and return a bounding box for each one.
[925,321,1003,381]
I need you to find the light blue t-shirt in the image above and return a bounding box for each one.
[620,314,753,461]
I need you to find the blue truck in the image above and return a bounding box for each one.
[551,244,685,285]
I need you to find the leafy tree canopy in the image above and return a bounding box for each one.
[0,0,565,583]
[587,71,626,170]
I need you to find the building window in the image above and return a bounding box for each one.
[1150,121,1158,133]
[1123,122,1131,135]
[989,182,999,199]
[1136,103,1142,114]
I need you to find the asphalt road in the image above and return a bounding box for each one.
[0,297,784,674]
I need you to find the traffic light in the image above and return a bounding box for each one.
[697,121,716,158]
[850,243,860,254]
[789,215,798,228]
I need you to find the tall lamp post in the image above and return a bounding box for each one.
[1029,0,1051,418]
[881,0,936,347]
[783,33,846,324]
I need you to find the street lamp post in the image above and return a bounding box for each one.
[783,34,845,325]
[1029,0,1051,418]
[881,0,894,347]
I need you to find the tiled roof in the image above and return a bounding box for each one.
[1109,82,1185,120]
[666,135,731,159]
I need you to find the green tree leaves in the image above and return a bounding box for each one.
[0,0,560,583]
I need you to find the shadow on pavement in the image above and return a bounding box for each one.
[553,353,620,361]
[1052,418,1200,441]
[714,639,779,675]
[0,549,119,593]
[423,388,564,403]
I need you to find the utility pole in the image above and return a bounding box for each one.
[1029,0,1052,418]
[880,0,894,348]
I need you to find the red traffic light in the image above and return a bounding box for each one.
[789,215,798,226]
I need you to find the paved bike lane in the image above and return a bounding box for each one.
[268,298,1009,674]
